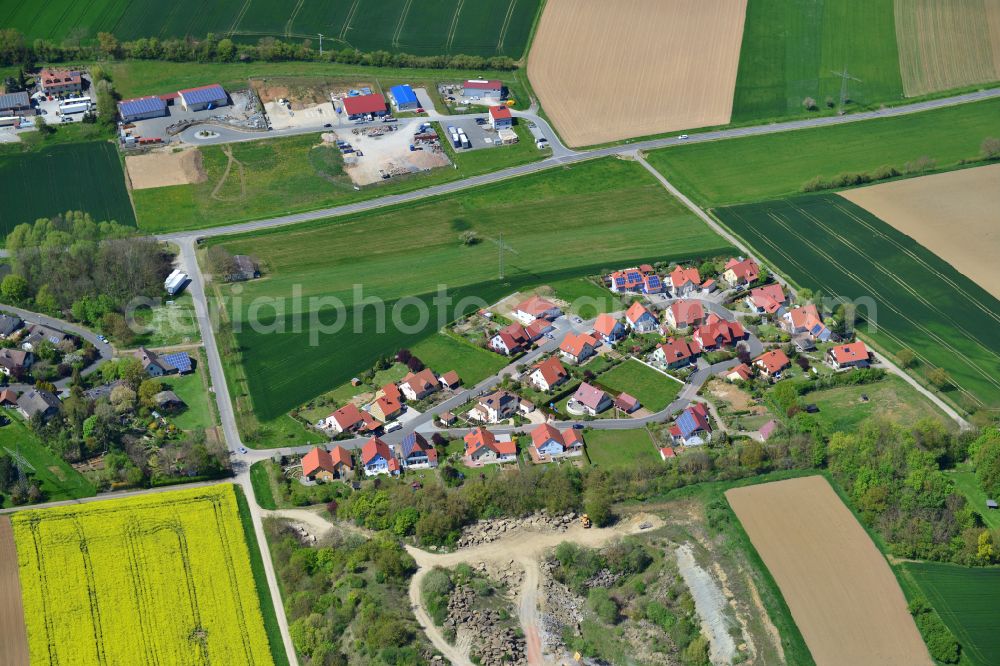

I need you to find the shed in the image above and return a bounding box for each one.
[389,84,419,111]
[177,84,228,111]
[117,96,168,122]
[227,255,260,282]
[342,93,387,120]
[988,499,998,510]
[153,390,185,411]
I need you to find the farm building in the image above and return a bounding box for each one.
[227,255,260,282]
[342,93,388,120]
[118,96,168,122]
[38,68,83,95]
[0,91,32,116]
[463,79,503,99]
[177,84,228,112]
[389,84,419,111]
[489,105,513,130]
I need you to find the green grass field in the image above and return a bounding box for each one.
[209,157,731,421]
[647,98,1000,207]
[901,562,1000,666]
[732,0,903,122]
[584,428,660,469]
[803,375,951,433]
[0,141,135,237]
[0,0,541,57]
[0,414,96,507]
[715,194,1000,411]
[162,363,217,432]
[596,360,681,412]
[947,464,1000,530]
[410,332,506,386]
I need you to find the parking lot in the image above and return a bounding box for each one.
[440,115,505,151]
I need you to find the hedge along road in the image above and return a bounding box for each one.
[154,85,1000,244]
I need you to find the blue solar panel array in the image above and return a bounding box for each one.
[180,85,226,105]
[162,352,192,373]
[118,96,166,118]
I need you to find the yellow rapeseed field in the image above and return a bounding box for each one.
[12,484,274,665]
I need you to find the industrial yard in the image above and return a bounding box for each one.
[324,123,451,186]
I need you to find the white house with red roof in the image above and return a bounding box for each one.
[607,267,644,293]
[464,427,516,465]
[396,433,438,469]
[513,295,561,325]
[323,403,365,433]
[400,368,440,401]
[669,265,701,297]
[726,363,753,382]
[625,301,658,333]
[670,403,712,446]
[746,284,787,316]
[754,349,791,379]
[723,257,760,287]
[664,300,705,330]
[488,105,513,129]
[528,357,569,391]
[652,337,700,369]
[827,341,872,369]
[490,323,531,355]
[693,314,746,350]
[529,424,584,462]
[782,305,833,342]
[593,313,625,343]
[570,382,612,415]
[560,332,598,364]
[361,437,400,476]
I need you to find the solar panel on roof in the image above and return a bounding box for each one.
[118,96,166,116]
[180,85,226,105]
[163,352,192,373]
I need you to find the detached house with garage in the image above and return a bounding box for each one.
[625,301,658,333]
[746,284,787,316]
[529,423,584,462]
[669,266,701,297]
[723,257,760,288]
[782,305,833,342]
[490,323,531,355]
[664,300,705,330]
[513,295,561,325]
[472,390,521,423]
[560,332,598,364]
[400,368,440,401]
[464,427,517,465]
[652,337,700,369]
[0,348,32,376]
[361,437,400,476]
[754,349,791,379]
[593,313,625,344]
[670,403,712,446]
[528,356,569,392]
[302,446,353,482]
[396,433,438,469]
[827,341,872,370]
[608,267,644,293]
[571,382,612,416]
[693,314,746,350]
[370,393,403,422]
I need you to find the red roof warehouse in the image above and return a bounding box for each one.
[342,93,387,117]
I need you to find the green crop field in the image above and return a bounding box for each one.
[715,194,1000,411]
[0,0,541,57]
[12,484,282,665]
[646,97,1000,207]
[0,141,135,237]
[596,360,682,412]
[901,562,1000,666]
[732,0,903,121]
[208,157,732,421]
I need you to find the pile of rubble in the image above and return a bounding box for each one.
[478,561,524,591]
[585,568,625,590]
[540,559,584,640]
[445,585,526,665]
[456,510,579,548]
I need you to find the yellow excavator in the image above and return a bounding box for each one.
[580,514,592,528]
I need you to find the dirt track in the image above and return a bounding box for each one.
[125,148,206,190]
[527,0,747,147]
[726,476,931,666]
[840,163,1000,300]
[406,513,663,665]
[0,516,29,666]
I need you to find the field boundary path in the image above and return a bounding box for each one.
[0,516,29,666]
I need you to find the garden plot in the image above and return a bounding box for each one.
[325,123,450,186]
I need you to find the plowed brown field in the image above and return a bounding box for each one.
[0,516,29,666]
[726,476,931,666]
[895,0,1000,96]
[527,0,747,147]
[840,163,1000,300]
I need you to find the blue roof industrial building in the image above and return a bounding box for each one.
[389,84,419,111]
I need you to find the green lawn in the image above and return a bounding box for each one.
[548,277,622,318]
[715,194,1000,411]
[646,97,1000,207]
[596,359,682,412]
[162,360,216,431]
[127,294,201,347]
[209,157,731,421]
[584,428,660,469]
[900,561,1000,666]
[410,332,506,386]
[947,464,1000,530]
[732,0,903,122]
[249,460,278,511]
[801,375,952,434]
[0,412,96,507]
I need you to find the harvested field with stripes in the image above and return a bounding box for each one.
[894,0,1000,96]
[727,476,931,666]
[840,163,1000,301]
[11,485,275,666]
[715,194,1000,411]
[527,0,748,146]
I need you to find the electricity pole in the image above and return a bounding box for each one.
[318,33,324,56]
[831,67,862,115]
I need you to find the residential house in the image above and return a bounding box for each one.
[528,357,569,391]
[153,390,185,411]
[525,319,551,341]
[17,389,60,421]
[625,301,658,333]
[652,338,699,369]
[607,267,644,293]
[439,411,457,426]
[693,314,746,350]
[38,68,83,95]
[723,257,760,287]
[513,295,561,325]
[642,274,664,294]
[302,447,338,482]
[663,300,704,330]
[0,314,22,338]
[754,349,791,379]
[323,403,366,433]
[615,392,641,413]
[560,332,598,364]
[361,437,400,476]
[472,390,521,423]
[0,348,32,376]
[400,368,440,401]
[370,394,403,422]
[726,363,753,382]
[379,382,403,403]
[782,305,832,342]
[439,371,462,390]
[593,313,625,344]
[21,325,70,352]
[746,284,787,316]
[464,427,517,464]
[670,403,712,445]
[571,382,611,416]
[827,341,872,369]
[396,433,438,469]
[0,388,17,406]
[490,323,530,355]
[137,347,174,377]
[669,266,701,297]
[529,423,583,461]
